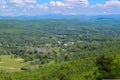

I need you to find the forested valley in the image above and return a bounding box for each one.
[0,17,120,80]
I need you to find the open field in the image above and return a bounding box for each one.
[0,55,29,72]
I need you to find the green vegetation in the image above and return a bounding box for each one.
[95,55,116,80]
[0,18,120,80]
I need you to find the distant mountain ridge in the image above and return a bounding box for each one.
[0,15,87,20]
[0,14,120,20]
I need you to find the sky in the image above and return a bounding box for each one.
[0,0,120,16]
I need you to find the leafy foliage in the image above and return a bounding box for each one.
[95,55,116,80]
[0,18,120,79]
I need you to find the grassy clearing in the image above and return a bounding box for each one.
[0,55,29,72]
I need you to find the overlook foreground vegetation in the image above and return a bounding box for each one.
[0,17,120,80]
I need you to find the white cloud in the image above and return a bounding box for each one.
[90,0,120,14]
[94,0,120,8]
[50,1,65,7]
[10,0,37,4]
[0,0,120,16]
[64,0,89,6]
[105,0,120,7]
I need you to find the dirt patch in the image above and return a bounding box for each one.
[0,62,5,64]
[9,67,15,70]
[15,58,24,61]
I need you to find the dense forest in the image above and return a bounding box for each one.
[0,17,120,80]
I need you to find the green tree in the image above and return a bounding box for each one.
[95,55,116,80]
